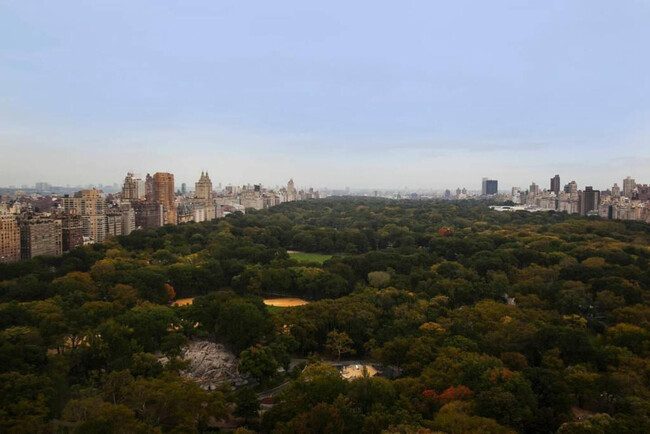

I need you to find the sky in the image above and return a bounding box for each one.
[1,0,649,191]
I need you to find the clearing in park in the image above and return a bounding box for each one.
[287,251,333,263]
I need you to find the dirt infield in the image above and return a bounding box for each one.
[171,297,194,307]
[263,298,309,307]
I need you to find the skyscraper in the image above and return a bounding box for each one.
[550,174,560,195]
[195,171,213,201]
[153,172,176,225]
[482,178,498,195]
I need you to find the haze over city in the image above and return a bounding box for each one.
[1,1,649,189]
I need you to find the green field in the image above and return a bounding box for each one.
[288,251,333,263]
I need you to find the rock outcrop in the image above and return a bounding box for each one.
[177,340,244,389]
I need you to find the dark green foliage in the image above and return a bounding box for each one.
[0,198,649,432]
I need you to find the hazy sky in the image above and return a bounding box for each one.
[1,0,648,190]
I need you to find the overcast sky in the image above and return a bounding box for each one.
[1,0,648,190]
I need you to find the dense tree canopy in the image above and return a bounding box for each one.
[0,198,649,432]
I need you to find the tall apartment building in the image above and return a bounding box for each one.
[120,204,136,235]
[287,178,297,202]
[106,213,123,237]
[195,171,213,201]
[122,172,138,200]
[19,217,62,259]
[122,173,145,201]
[153,172,176,225]
[145,173,154,201]
[564,181,578,194]
[550,174,560,195]
[623,176,636,198]
[62,189,106,243]
[0,215,21,263]
[57,214,84,252]
[580,186,601,216]
[133,202,164,229]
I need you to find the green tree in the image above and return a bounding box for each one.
[326,330,354,361]
[239,344,279,384]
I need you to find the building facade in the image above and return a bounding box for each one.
[133,202,164,230]
[482,178,498,195]
[195,171,213,201]
[58,214,83,252]
[550,174,560,195]
[62,189,106,243]
[19,217,62,259]
[153,172,176,225]
[0,215,21,263]
[580,186,601,216]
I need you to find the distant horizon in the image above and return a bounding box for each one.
[0,171,643,194]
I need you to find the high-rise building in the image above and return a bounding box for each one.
[181,183,187,195]
[0,215,21,263]
[106,213,123,237]
[580,186,601,216]
[611,183,621,198]
[482,178,498,195]
[153,172,176,225]
[62,189,106,243]
[145,173,154,201]
[529,182,540,196]
[120,204,136,235]
[564,181,578,194]
[287,178,297,202]
[623,176,636,198]
[122,173,138,200]
[57,214,83,252]
[133,202,164,229]
[195,171,213,201]
[19,217,62,259]
[550,174,560,195]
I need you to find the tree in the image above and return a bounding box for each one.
[326,330,354,361]
[234,388,260,424]
[219,299,270,352]
[368,271,391,288]
[239,344,279,384]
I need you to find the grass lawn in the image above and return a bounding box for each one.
[265,305,285,314]
[288,251,333,263]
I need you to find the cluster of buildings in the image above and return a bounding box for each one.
[0,173,319,263]
[489,175,650,222]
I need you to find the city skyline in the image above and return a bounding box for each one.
[2,1,649,189]
[2,172,646,195]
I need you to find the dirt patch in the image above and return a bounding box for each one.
[172,297,194,307]
[263,298,310,307]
